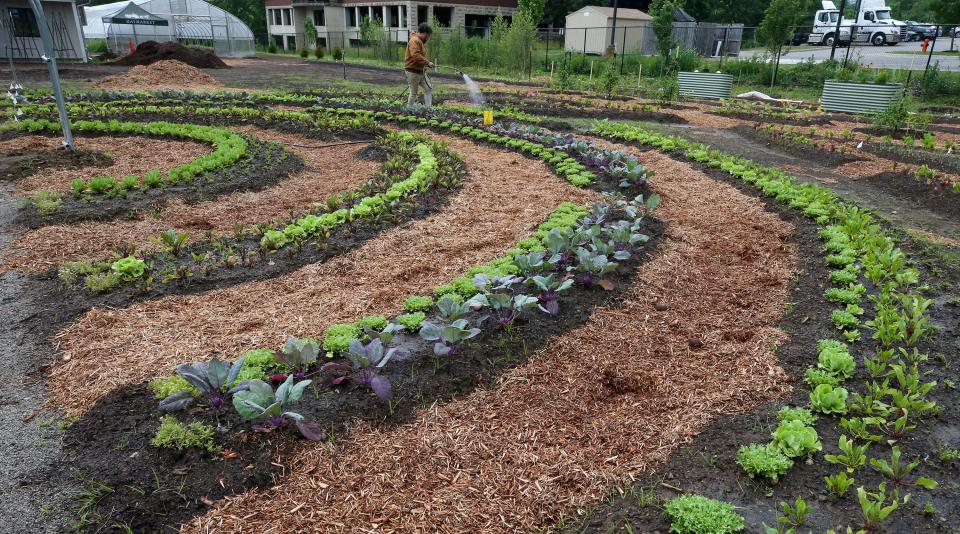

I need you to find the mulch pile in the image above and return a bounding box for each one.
[112,41,228,69]
[94,59,222,90]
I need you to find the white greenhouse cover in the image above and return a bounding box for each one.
[82,0,254,40]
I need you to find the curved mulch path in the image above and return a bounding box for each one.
[183,150,797,532]
[1,127,378,273]
[0,134,209,195]
[47,133,599,417]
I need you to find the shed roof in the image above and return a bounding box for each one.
[567,6,652,21]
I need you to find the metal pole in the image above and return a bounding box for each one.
[829,0,847,60]
[620,26,627,73]
[608,0,619,55]
[843,0,863,69]
[27,0,73,150]
[923,24,939,76]
[545,28,549,70]
[720,26,728,68]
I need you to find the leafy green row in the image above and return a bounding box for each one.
[3,118,247,196]
[259,132,437,252]
[593,119,939,533]
[314,106,598,187]
[15,102,376,131]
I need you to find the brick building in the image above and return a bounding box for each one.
[265,0,517,51]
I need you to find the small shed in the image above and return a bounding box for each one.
[564,5,651,55]
[0,0,87,60]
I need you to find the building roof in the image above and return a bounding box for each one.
[568,6,652,21]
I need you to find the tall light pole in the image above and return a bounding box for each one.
[829,0,847,60]
[606,0,619,57]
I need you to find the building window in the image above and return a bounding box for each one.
[313,9,324,27]
[348,7,357,27]
[8,7,40,38]
[269,9,282,26]
[417,6,428,25]
[388,6,399,27]
[285,34,295,50]
[282,8,291,26]
[433,6,451,26]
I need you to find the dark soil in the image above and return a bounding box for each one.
[562,150,960,534]
[860,140,960,176]
[112,41,228,69]
[15,137,304,228]
[0,146,112,182]
[861,171,960,221]
[480,94,688,124]
[731,125,866,167]
[710,110,836,127]
[57,219,667,533]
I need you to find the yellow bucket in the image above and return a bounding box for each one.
[482,110,494,126]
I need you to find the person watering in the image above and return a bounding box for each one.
[405,23,435,108]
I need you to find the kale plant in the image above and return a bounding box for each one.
[159,357,246,412]
[571,247,618,290]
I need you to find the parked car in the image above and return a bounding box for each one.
[904,21,937,41]
[792,29,811,45]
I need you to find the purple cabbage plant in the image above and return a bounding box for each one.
[571,247,619,290]
[232,375,325,440]
[275,336,320,378]
[159,357,246,412]
[322,338,403,401]
[468,274,539,328]
[418,319,482,357]
[529,274,575,316]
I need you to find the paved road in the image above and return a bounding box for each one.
[741,38,960,71]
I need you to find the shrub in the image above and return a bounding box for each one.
[314,45,325,59]
[267,42,278,54]
[403,295,434,313]
[150,415,218,452]
[332,46,343,61]
[396,312,426,332]
[299,48,308,58]
[323,323,360,355]
[736,443,794,482]
[664,494,745,534]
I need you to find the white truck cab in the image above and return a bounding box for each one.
[808,0,905,46]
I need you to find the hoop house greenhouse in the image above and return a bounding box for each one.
[82,0,254,57]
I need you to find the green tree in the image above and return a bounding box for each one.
[304,19,317,47]
[650,0,680,61]
[758,0,804,86]
[518,0,546,26]
[931,0,959,22]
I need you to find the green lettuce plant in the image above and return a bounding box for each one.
[665,494,745,534]
[772,420,822,458]
[811,384,849,415]
[736,443,794,482]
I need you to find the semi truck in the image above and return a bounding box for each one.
[807,0,907,47]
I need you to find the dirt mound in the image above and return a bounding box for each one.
[95,60,222,90]
[112,41,228,69]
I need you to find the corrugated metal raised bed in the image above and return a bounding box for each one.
[678,72,733,100]
[821,80,904,114]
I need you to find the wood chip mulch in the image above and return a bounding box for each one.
[183,148,798,533]
[0,134,209,196]
[2,127,377,273]
[46,133,599,417]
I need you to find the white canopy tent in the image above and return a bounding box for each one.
[82,0,254,57]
